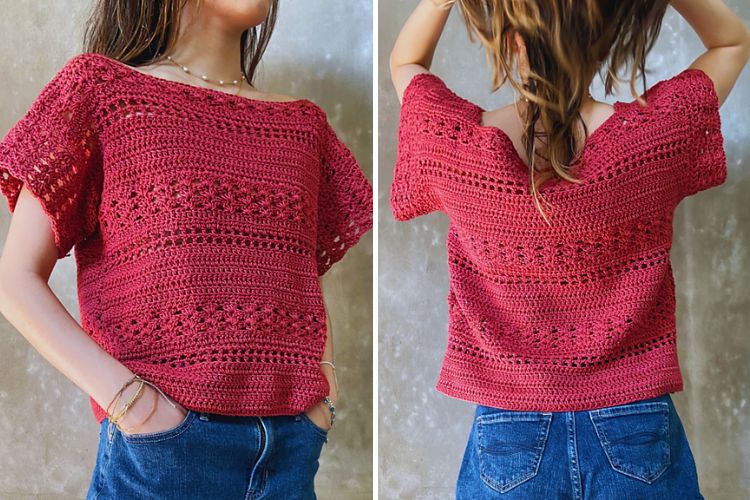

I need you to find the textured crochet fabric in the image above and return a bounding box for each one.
[390,68,727,412]
[0,52,373,424]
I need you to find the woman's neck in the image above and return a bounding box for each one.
[164,2,247,86]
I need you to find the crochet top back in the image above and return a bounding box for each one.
[389,69,727,411]
[0,52,373,423]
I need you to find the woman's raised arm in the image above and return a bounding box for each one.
[671,0,750,107]
[389,0,456,103]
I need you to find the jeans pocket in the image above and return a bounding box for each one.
[299,411,330,440]
[589,400,671,483]
[119,408,197,444]
[475,410,552,493]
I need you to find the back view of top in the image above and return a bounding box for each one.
[391,66,725,412]
[388,0,749,497]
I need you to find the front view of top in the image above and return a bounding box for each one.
[0,52,373,424]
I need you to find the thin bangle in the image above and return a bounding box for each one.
[320,360,339,396]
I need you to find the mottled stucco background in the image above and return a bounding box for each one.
[0,1,372,499]
[378,2,749,499]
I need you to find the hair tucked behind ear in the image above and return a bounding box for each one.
[456,0,669,224]
[82,0,279,86]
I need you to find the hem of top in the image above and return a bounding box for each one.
[89,369,330,424]
[434,352,684,412]
[435,374,683,413]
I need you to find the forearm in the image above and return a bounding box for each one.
[670,0,750,50]
[389,0,455,100]
[0,271,134,414]
[321,309,334,363]
[320,298,337,401]
[390,0,454,70]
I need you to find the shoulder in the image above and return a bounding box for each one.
[400,72,478,119]
[40,52,114,99]
[57,52,110,80]
[264,92,304,103]
[638,68,718,113]
[298,100,342,137]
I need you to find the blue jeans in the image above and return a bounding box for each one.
[86,408,329,499]
[456,393,703,499]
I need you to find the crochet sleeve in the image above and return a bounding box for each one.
[0,53,102,259]
[316,118,373,276]
[389,72,450,221]
[659,68,727,198]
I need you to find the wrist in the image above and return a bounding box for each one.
[115,385,156,428]
[91,362,137,414]
[320,360,338,394]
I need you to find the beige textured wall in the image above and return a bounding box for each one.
[378,2,749,499]
[0,1,372,499]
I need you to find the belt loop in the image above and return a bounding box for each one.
[199,412,210,421]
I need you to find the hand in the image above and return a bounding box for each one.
[114,384,188,437]
[304,362,339,431]
[429,0,456,10]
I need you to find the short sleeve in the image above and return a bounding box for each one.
[649,68,727,198]
[0,53,102,259]
[389,72,450,221]
[315,118,373,276]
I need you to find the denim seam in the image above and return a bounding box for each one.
[245,416,270,500]
[566,412,583,500]
[93,420,115,500]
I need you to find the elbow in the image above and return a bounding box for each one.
[388,51,403,84]
[742,28,750,61]
[0,267,16,319]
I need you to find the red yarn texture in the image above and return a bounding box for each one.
[390,69,726,411]
[0,52,372,423]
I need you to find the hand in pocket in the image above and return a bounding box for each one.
[304,400,334,432]
[304,362,338,431]
[116,385,189,437]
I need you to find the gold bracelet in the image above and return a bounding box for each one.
[105,374,178,425]
[104,375,135,417]
[112,380,147,428]
[118,386,159,434]
[110,379,145,425]
[107,375,143,423]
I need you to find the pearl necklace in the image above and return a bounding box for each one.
[165,55,246,94]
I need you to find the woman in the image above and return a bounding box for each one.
[0,0,372,498]
[388,0,748,498]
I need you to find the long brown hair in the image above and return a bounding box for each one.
[82,0,279,86]
[457,0,670,224]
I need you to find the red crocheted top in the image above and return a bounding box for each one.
[0,52,372,423]
[390,68,726,411]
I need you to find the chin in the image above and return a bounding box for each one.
[203,0,273,28]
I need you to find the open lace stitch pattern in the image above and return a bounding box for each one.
[0,52,373,422]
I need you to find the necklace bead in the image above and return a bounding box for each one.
[165,55,245,88]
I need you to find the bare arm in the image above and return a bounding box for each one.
[304,285,338,430]
[389,0,456,103]
[0,186,184,432]
[671,0,750,106]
